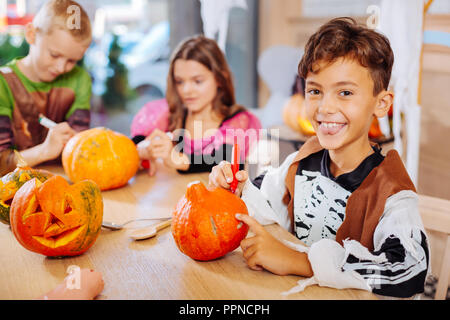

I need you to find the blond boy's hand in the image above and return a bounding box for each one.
[42,122,75,160]
[209,161,248,197]
[236,214,313,277]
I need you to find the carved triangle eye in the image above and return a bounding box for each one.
[64,202,72,214]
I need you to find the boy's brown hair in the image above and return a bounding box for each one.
[33,0,91,40]
[298,17,394,95]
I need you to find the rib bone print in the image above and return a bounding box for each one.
[293,170,350,246]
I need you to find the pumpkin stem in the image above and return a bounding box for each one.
[14,150,29,168]
[186,181,207,200]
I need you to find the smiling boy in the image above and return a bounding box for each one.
[209,18,429,298]
[0,0,92,175]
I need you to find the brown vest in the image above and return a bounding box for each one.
[0,68,75,151]
[282,136,416,252]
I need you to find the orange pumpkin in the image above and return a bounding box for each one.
[62,127,140,191]
[172,182,249,261]
[282,93,315,136]
[10,175,103,257]
[369,117,383,139]
[0,153,53,225]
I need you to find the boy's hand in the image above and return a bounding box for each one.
[42,122,75,160]
[236,214,312,276]
[209,161,248,196]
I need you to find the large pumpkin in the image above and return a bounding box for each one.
[62,127,140,190]
[172,182,249,261]
[0,162,52,225]
[10,175,103,257]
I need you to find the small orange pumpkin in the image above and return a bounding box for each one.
[62,127,140,191]
[172,182,249,261]
[10,175,103,257]
[0,153,53,225]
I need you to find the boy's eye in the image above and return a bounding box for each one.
[307,89,320,95]
[194,79,203,85]
[339,90,353,96]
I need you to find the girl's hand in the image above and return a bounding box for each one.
[236,214,313,277]
[137,139,157,176]
[209,161,248,196]
[147,129,174,165]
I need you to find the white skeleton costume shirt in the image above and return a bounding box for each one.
[242,146,429,299]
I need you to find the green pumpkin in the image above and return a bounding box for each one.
[0,167,52,224]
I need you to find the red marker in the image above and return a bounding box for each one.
[230,139,240,193]
[137,140,151,169]
[141,159,150,169]
[137,132,173,170]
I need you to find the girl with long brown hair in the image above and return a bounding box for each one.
[131,35,261,175]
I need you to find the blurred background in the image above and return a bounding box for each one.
[1,0,450,201]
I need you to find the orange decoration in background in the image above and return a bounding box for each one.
[369,117,383,139]
[282,94,315,136]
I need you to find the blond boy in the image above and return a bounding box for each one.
[0,0,92,175]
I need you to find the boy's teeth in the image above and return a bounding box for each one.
[322,122,340,128]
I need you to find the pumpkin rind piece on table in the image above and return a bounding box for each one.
[62,127,140,191]
[0,166,53,225]
[172,182,249,261]
[10,175,103,257]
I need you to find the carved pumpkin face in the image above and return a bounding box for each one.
[0,166,52,225]
[10,175,103,257]
[172,182,249,261]
[62,127,140,191]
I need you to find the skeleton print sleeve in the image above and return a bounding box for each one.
[240,151,298,231]
[283,190,429,299]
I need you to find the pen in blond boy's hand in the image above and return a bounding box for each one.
[38,114,57,129]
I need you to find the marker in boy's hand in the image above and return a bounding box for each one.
[37,114,75,160]
[209,160,248,197]
[38,114,57,129]
[230,141,240,193]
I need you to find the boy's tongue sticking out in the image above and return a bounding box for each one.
[318,121,347,135]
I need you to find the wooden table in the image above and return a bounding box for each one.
[0,162,377,300]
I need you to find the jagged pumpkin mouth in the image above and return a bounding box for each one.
[22,195,85,248]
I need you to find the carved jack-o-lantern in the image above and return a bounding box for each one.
[10,175,103,257]
[0,165,52,225]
